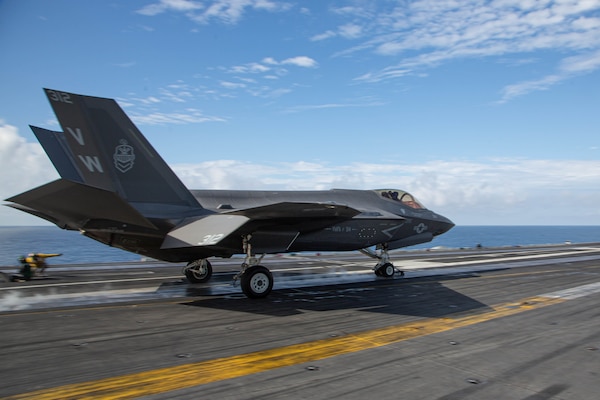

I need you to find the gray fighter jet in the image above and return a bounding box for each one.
[6,89,454,298]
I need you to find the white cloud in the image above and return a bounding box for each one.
[311,30,336,41]
[172,157,600,225]
[137,96,162,104]
[3,123,599,225]
[197,0,291,24]
[247,87,292,98]
[332,4,376,19]
[283,97,385,113]
[0,122,56,190]
[262,57,278,65]
[339,23,363,39]
[229,62,271,74]
[341,0,600,100]
[228,56,317,73]
[281,56,318,68]
[499,74,562,102]
[206,56,318,98]
[138,0,291,24]
[116,84,231,123]
[0,122,58,225]
[220,81,247,89]
[137,0,203,16]
[130,110,226,125]
[354,68,412,83]
[560,48,600,73]
[499,48,600,102]
[311,23,364,41]
[136,1,598,102]
[253,0,289,12]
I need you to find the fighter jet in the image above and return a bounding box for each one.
[5,89,454,298]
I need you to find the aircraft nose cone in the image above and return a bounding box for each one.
[434,214,455,235]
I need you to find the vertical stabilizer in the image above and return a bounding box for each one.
[42,89,200,209]
[30,126,84,183]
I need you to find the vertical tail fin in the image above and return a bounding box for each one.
[42,89,200,210]
[30,126,85,184]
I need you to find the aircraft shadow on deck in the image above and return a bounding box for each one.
[180,273,491,319]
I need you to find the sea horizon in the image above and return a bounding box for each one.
[1,225,599,267]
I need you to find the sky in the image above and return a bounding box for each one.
[0,0,599,226]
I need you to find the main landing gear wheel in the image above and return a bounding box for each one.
[240,265,273,299]
[185,259,213,283]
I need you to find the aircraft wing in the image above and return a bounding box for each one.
[162,202,361,253]
[5,179,157,230]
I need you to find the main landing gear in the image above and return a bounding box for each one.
[185,235,274,299]
[234,235,273,299]
[360,243,405,278]
[184,259,213,283]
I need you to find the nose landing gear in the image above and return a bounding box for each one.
[360,243,404,278]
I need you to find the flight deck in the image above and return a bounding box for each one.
[1,243,600,399]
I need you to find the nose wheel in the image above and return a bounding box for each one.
[360,243,405,278]
[374,262,405,277]
[375,262,396,277]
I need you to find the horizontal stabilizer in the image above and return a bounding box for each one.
[6,203,69,228]
[6,179,157,230]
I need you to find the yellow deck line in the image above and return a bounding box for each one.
[3,295,566,400]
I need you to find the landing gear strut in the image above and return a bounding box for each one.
[184,259,213,283]
[234,235,273,298]
[360,243,404,278]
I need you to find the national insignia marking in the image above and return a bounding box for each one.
[414,222,428,234]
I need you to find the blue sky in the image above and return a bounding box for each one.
[1,0,599,225]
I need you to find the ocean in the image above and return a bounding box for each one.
[1,225,599,267]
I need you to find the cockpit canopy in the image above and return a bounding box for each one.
[376,189,426,209]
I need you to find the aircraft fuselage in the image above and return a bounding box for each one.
[192,188,453,252]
